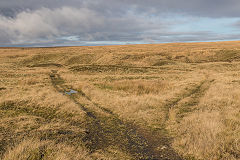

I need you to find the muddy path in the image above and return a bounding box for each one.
[49,70,183,160]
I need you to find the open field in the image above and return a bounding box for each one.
[1,41,240,159]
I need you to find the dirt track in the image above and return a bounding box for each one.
[50,69,183,160]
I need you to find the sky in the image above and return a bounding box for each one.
[0,0,240,47]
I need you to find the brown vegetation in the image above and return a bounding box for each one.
[1,41,240,159]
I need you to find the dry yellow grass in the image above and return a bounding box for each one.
[1,41,240,159]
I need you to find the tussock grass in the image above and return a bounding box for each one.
[95,80,170,95]
[3,139,90,160]
[1,41,240,159]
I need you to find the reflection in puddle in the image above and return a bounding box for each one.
[65,89,78,95]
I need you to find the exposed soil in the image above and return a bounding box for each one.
[29,63,63,68]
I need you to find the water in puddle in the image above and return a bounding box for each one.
[65,89,78,95]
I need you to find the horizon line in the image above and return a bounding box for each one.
[1,39,240,49]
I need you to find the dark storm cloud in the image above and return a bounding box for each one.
[0,0,240,46]
[126,0,240,18]
[2,0,240,18]
[0,0,84,17]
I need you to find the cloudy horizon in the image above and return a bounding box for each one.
[1,0,240,47]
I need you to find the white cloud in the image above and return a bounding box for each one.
[0,6,167,45]
[0,7,106,44]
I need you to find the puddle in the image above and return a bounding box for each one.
[65,89,78,95]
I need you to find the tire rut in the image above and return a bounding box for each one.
[146,78,214,160]
[49,70,183,160]
[78,87,184,160]
[165,78,215,121]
